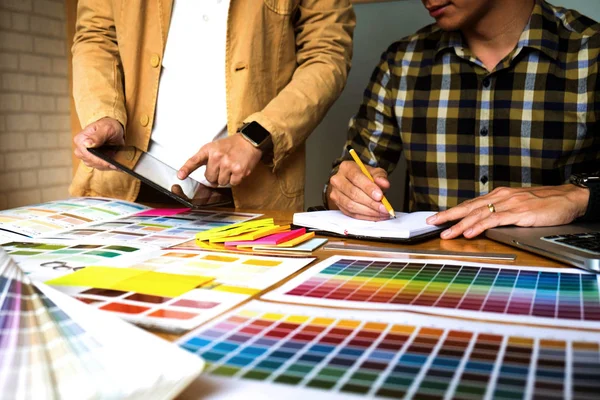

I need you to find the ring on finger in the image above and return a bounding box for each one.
[487,203,496,213]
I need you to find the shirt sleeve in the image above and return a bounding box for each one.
[71,0,127,130]
[244,0,355,171]
[331,45,403,177]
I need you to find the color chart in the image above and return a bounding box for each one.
[2,240,155,282]
[45,250,314,332]
[178,301,600,400]
[49,209,260,247]
[0,249,203,399]
[0,197,149,239]
[264,256,600,329]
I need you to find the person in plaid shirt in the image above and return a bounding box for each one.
[326,0,600,239]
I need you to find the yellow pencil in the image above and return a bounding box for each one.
[347,146,396,219]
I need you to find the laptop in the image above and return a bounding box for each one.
[486,222,600,273]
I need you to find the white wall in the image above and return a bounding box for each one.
[304,0,600,210]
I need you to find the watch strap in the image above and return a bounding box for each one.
[582,180,600,221]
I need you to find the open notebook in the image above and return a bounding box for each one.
[293,210,443,242]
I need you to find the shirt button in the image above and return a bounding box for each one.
[480,128,488,136]
[483,78,491,88]
[481,176,489,184]
[140,114,150,127]
[150,54,161,68]
[203,15,209,21]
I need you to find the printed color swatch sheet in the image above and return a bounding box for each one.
[0,197,149,238]
[178,301,600,400]
[264,256,600,329]
[45,250,314,332]
[1,240,155,282]
[49,210,260,247]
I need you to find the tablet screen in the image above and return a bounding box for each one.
[88,146,231,208]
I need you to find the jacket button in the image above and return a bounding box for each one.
[150,54,160,68]
[140,114,150,127]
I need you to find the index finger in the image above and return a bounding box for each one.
[427,199,482,225]
[178,148,208,180]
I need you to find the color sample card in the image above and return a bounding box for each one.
[264,256,600,329]
[49,210,260,247]
[0,249,203,399]
[178,301,600,400]
[0,197,149,238]
[104,249,315,291]
[2,240,154,282]
[46,266,214,297]
[44,250,314,332]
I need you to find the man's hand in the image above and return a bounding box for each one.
[177,134,262,186]
[427,185,590,239]
[73,117,124,170]
[328,160,392,221]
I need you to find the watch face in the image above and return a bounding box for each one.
[242,121,271,146]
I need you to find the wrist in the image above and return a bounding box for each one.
[569,172,600,221]
[568,184,590,218]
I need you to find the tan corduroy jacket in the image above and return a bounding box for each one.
[70,0,355,211]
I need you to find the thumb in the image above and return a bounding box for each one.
[370,167,390,189]
[79,124,99,148]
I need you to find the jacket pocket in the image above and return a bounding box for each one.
[264,0,299,15]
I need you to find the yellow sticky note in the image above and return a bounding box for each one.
[46,266,144,287]
[195,218,274,240]
[210,225,288,243]
[47,266,213,298]
[274,231,315,247]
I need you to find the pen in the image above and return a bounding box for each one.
[346,146,396,219]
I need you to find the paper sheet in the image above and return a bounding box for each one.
[40,249,314,331]
[177,300,600,400]
[263,255,600,329]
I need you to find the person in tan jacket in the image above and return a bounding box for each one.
[70,0,355,211]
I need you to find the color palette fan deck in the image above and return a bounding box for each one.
[0,248,203,399]
[178,301,600,400]
[264,256,600,328]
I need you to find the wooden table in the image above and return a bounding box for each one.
[150,208,569,343]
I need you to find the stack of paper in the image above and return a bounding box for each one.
[195,219,326,252]
[0,248,204,399]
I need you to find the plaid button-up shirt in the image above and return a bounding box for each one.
[334,0,600,211]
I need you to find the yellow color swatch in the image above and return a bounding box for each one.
[242,259,282,267]
[46,266,214,298]
[212,285,259,295]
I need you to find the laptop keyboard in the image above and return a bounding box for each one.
[542,232,600,255]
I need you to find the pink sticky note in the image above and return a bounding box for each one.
[225,228,306,246]
[135,208,191,217]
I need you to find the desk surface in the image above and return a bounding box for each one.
[151,208,569,343]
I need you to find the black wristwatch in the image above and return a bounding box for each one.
[239,121,272,151]
[569,172,600,221]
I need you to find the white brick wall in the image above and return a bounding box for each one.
[0,0,70,210]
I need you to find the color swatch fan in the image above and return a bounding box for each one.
[0,248,204,399]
